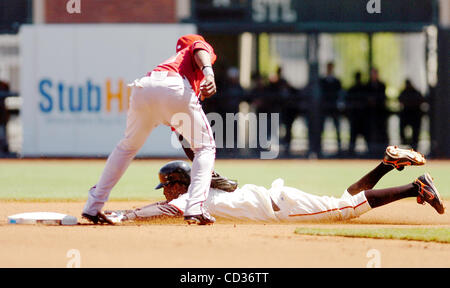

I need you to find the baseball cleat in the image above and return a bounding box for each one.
[82,212,115,225]
[414,173,445,214]
[184,213,216,225]
[383,145,426,171]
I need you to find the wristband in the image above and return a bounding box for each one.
[202,66,214,77]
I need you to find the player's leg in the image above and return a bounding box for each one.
[181,110,216,224]
[363,184,417,208]
[166,79,216,225]
[364,173,444,214]
[346,146,426,195]
[82,80,158,218]
[184,143,216,222]
[285,173,443,223]
[283,186,372,222]
[170,89,216,224]
[346,162,394,195]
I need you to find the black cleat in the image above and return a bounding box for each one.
[82,212,114,225]
[184,213,215,225]
[414,173,445,214]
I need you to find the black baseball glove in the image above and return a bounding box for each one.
[210,171,238,192]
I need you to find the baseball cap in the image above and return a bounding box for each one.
[176,34,206,52]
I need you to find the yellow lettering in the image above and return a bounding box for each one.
[106,79,123,112]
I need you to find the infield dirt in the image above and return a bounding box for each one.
[0,200,449,268]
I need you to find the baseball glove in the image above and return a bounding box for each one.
[210,171,238,192]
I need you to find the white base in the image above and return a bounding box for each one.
[8,212,78,225]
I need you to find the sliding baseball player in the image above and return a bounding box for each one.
[104,146,445,223]
[82,34,218,225]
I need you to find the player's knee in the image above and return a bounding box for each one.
[192,145,216,158]
[117,138,143,154]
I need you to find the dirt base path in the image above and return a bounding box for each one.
[0,200,449,268]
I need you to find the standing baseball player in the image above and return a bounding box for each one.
[104,146,445,223]
[82,34,218,225]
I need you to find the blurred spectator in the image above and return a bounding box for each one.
[249,73,268,110]
[345,71,369,155]
[0,78,10,154]
[366,68,388,156]
[282,88,303,156]
[249,73,271,156]
[319,62,343,155]
[267,67,299,155]
[266,67,290,113]
[398,79,425,150]
[223,67,244,114]
[222,67,245,156]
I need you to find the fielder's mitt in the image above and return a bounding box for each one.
[210,171,238,192]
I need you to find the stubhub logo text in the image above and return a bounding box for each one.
[38,78,132,113]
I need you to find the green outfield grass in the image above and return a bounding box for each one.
[0,159,449,201]
[294,227,450,243]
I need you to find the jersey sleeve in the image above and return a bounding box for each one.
[190,41,217,65]
[168,193,189,214]
[124,201,182,220]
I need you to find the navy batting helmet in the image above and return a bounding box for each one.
[155,161,191,189]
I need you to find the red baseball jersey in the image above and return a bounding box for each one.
[151,40,217,96]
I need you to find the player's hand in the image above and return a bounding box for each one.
[200,75,216,101]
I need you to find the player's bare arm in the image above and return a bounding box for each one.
[194,49,216,101]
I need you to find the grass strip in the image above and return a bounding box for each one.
[295,227,450,243]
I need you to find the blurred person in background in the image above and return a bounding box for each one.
[398,79,425,150]
[366,68,388,157]
[345,71,370,156]
[249,73,270,157]
[281,87,303,157]
[222,67,245,156]
[223,67,244,114]
[0,77,10,155]
[319,62,343,155]
[249,73,268,110]
[267,67,298,156]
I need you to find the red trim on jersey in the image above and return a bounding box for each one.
[200,109,214,146]
[168,203,184,215]
[288,200,368,217]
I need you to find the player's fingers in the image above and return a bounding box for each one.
[208,88,216,96]
[204,87,215,97]
[205,81,216,91]
[202,81,214,90]
[201,90,214,99]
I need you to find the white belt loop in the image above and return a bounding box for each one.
[127,78,144,88]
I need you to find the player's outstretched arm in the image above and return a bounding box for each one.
[105,201,182,223]
[194,50,216,100]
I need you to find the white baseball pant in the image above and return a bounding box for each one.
[83,72,216,216]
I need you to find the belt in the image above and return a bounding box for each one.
[148,71,180,77]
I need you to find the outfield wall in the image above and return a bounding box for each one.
[20,24,194,157]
